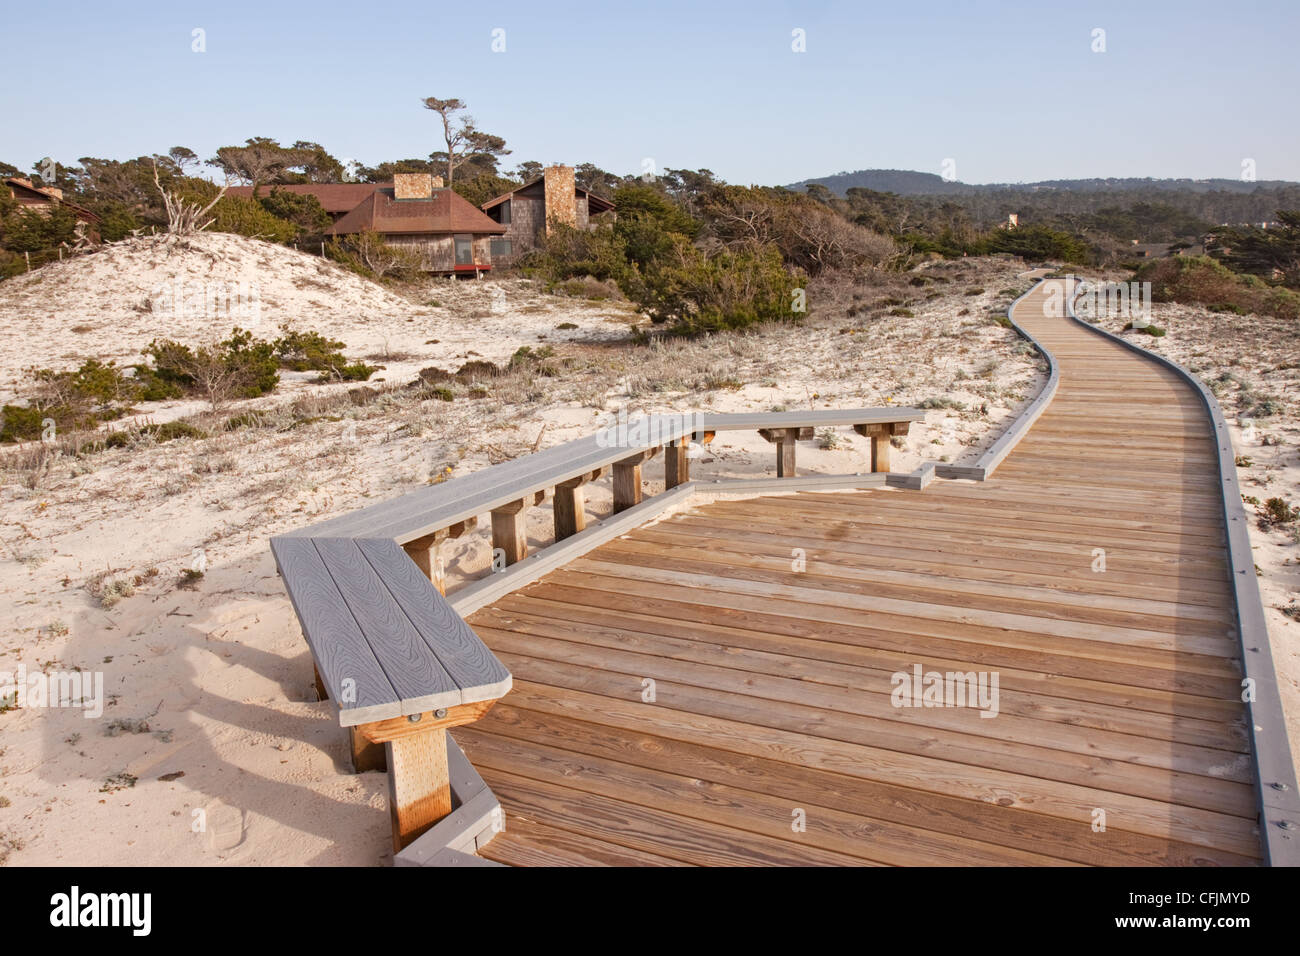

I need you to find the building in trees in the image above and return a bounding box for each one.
[325,173,505,274]
[229,175,507,273]
[4,176,102,238]
[480,165,615,266]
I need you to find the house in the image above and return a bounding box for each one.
[226,182,386,224]
[325,173,505,274]
[4,176,102,238]
[229,175,506,274]
[480,165,616,267]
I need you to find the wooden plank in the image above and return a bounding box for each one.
[311,537,462,714]
[269,537,399,723]
[523,574,1243,683]
[354,538,511,705]
[470,702,1254,866]
[478,817,686,867]
[490,679,1259,856]
[458,725,1080,866]
[477,632,1254,804]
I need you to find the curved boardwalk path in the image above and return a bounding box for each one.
[456,278,1266,865]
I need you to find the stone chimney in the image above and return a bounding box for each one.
[430,174,444,189]
[393,173,434,200]
[543,165,576,233]
[44,187,63,201]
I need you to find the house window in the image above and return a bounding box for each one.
[454,236,473,265]
[490,238,512,259]
[498,199,511,225]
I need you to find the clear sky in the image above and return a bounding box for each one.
[3,0,1297,186]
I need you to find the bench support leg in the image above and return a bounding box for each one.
[385,728,452,853]
[553,478,587,540]
[350,726,387,774]
[313,664,329,702]
[665,438,690,488]
[490,499,530,566]
[402,518,477,595]
[612,461,641,512]
[612,449,657,513]
[403,533,444,594]
[759,428,799,477]
[855,422,909,474]
[870,435,891,473]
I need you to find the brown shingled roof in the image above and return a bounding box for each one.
[4,177,102,223]
[327,188,506,237]
[225,182,385,214]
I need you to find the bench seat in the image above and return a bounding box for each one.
[271,536,511,726]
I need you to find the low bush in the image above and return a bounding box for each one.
[1136,256,1300,321]
[274,327,376,382]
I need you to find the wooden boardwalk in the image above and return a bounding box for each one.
[455,279,1262,866]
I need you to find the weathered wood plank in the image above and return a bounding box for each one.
[354,538,511,705]
[311,537,461,714]
[269,537,399,723]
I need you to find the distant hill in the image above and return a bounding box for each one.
[787,169,1300,197]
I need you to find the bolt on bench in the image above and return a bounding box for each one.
[271,405,922,862]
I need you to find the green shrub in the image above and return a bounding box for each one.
[209,195,298,243]
[142,328,279,407]
[455,360,502,381]
[224,411,266,431]
[103,420,206,447]
[273,327,374,381]
[258,188,331,236]
[1,404,52,442]
[637,239,802,335]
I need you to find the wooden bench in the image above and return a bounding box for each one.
[269,535,511,852]
[271,404,922,858]
[712,409,923,477]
